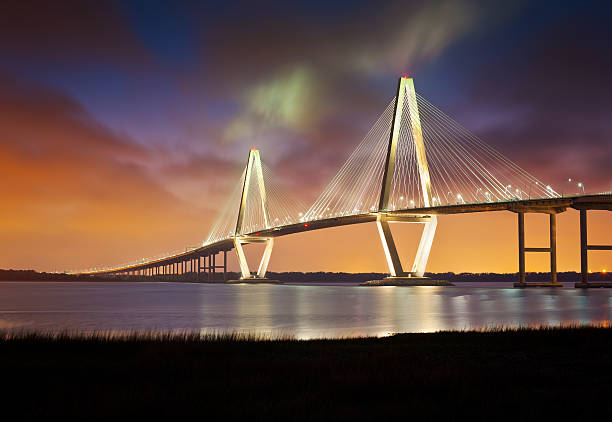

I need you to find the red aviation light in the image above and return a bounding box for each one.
[303,223,309,228]
[402,73,408,78]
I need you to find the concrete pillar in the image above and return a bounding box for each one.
[224,251,227,281]
[580,209,588,283]
[550,213,557,283]
[212,253,216,281]
[518,212,525,284]
[207,255,211,282]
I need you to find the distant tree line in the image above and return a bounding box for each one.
[1,269,611,282]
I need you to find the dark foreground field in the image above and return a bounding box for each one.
[1,327,611,420]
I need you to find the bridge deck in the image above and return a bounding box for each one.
[81,193,611,275]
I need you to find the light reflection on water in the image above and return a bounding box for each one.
[0,281,610,339]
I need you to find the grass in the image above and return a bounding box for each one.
[1,325,611,420]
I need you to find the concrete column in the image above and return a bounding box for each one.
[376,215,404,277]
[518,212,525,284]
[550,213,557,283]
[212,253,216,280]
[223,251,227,281]
[207,255,211,282]
[580,209,588,283]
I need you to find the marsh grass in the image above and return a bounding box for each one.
[0,329,296,343]
[0,325,611,420]
[1,321,609,342]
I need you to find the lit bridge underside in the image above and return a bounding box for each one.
[76,76,612,287]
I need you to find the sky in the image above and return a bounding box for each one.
[1,0,611,273]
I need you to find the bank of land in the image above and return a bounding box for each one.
[1,326,610,419]
[2,268,611,283]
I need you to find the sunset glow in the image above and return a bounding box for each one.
[0,1,610,274]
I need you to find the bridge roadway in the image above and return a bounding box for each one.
[82,193,611,277]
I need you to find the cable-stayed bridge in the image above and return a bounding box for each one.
[77,76,612,287]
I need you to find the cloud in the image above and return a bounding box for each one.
[0,74,210,271]
[460,11,612,192]
[193,0,487,162]
[223,66,322,147]
[0,0,150,66]
[6,0,608,275]
[349,0,481,75]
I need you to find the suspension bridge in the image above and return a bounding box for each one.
[77,76,612,287]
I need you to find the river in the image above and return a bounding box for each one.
[0,281,610,338]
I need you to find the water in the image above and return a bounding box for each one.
[0,281,611,339]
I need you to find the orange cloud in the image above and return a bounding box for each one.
[2,72,609,275]
[0,75,209,271]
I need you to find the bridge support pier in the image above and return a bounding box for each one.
[229,237,280,283]
[574,208,612,288]
[513,212,562,288]
[363,214,452,286]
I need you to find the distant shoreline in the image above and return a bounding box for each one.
[1,269,610,283]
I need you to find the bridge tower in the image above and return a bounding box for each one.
[232,148,275,280]
[375,76,439,280]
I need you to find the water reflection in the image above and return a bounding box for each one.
[0,282,610,339]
